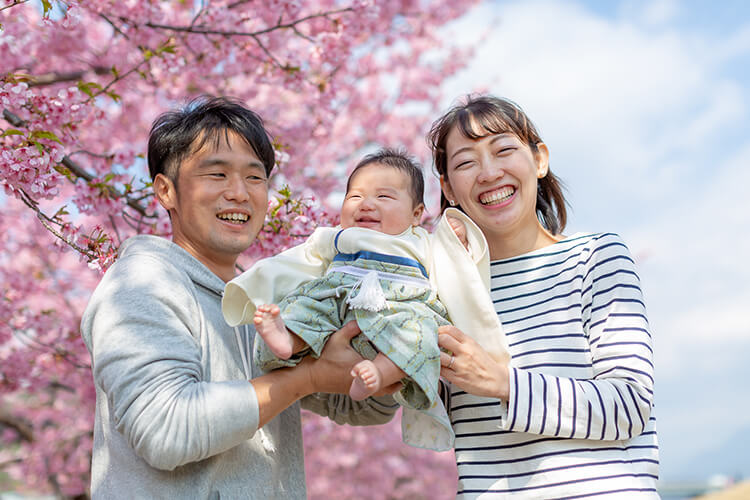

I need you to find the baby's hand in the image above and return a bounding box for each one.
[447,216,469,250]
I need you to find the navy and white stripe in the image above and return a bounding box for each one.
[448,233,659,499]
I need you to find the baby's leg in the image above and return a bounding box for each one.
[349,353,406,400]
[254,304,297,359]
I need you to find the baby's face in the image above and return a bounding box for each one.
[340,164,423,235]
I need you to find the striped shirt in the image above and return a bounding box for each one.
[445,233,659,499]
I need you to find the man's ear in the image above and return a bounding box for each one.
[153,173,177,211]
[412,203,425,226]
[535,142,550,178]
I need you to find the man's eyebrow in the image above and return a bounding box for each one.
[197,157,265,170]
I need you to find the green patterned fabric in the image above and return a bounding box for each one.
[254,257,449,411]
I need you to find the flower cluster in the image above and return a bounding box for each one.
[0,0,480,496]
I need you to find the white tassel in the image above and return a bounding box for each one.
[347,270,387,312]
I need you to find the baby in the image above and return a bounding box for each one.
[253,150,467,403]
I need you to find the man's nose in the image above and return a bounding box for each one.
[224,175,250,202]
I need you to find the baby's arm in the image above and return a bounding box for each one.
[447,215,469,250]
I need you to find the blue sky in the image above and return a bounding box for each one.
[441,0,750,482]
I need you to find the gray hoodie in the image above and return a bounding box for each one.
[80,235,397,499]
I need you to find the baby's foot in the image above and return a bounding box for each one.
[349,360,382,400]
[253,304,294,359]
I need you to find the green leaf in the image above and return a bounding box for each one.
[142,48,154,61]
[106,91,121,102]
[1,129,24,137]
[53,205,70,218]
[41,0,52,17]
[31,140,44,155]
[77,81,103,98]
[30,130,63,144]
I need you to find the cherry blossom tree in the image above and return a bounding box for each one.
[0,0,477,497]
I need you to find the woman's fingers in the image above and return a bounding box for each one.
[438,325,466,354]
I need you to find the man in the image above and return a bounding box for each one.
[80,96,397,499]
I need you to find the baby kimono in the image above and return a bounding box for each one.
[223,209,510,451]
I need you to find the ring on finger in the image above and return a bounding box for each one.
[447,355,455,369]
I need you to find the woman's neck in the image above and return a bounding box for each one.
[487,221,560,260]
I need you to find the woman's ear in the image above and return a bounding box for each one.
[153,173,177,211]
[535,143,550,178]
[440,175,456,205]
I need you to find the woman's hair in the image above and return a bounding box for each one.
[428,95,567,234]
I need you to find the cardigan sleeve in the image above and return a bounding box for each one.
[222,226,338,326]
[431,208,510,363]
[503,234,654,440]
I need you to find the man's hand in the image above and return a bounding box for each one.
[304,321,363,394]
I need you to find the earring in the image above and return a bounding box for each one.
[449,200,456,206]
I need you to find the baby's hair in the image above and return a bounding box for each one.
[347,148,425,208]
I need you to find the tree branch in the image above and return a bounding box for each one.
[143,6,353,38]
[0,0,29,13]
[2,109,154,218]
[0,407,34,443]
[25,67,111,88]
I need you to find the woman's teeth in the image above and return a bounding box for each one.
[479,187,515,205]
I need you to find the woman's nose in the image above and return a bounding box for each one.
[477,158,504,183]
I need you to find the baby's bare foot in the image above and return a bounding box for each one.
[349,360,382,400]
[253,304,293,359]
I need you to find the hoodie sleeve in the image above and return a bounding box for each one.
[81,253,259,471]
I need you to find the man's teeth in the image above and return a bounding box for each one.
[480,187,515,205]
[218,213,248,222]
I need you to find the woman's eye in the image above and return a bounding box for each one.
[496,147,516,156]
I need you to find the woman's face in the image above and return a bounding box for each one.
[441,125,549,242]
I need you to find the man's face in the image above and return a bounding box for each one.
[156,131,269,277]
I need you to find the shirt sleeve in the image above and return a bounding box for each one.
[301,393,398,426]
[81,254,259,470]
[503,234,654,440]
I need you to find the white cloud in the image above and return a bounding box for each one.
[443,0,750,478]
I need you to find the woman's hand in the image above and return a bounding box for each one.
[439,325,510,401]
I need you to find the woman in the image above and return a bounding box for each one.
[430,95,659,498]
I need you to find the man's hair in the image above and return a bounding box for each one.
[147,95,275,183]
[346,148,425,208]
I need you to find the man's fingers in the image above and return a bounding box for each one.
[336,320,361,341]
